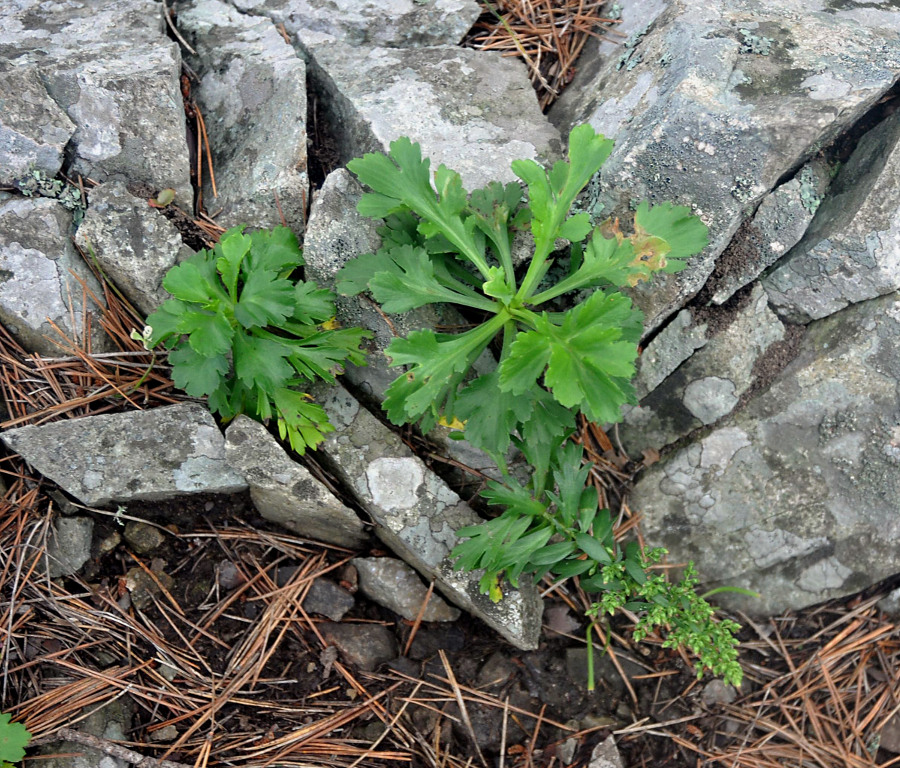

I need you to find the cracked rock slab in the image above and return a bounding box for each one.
[621,284,785,452]
[631,290,900,616]
[230,0,481,48]
[179,0,309,233]
[225,416,368,548]
[552,0,900,333]
[0,196,108,355]
[0,59,75,185]
[764,110,900,323]
[2,403,247,506]
[310,382,543,649]
[75,181,193,316]
[307,43,561,191]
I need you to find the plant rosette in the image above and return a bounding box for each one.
[146,226,370,453]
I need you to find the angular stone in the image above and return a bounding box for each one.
[0,196,108,355]
[302,579,355,621]
[123,521,166,554]
[764,111,900,323]
[552,0,900,332]
[307,43,560,190]
[353,556,461,622]
[621,285,785,452]
[631,291,900,616]
[2,403,247,506]
[319,621,398,671]
[711,160,832,305]
[590,736,624,768]
[230,0,481,48]
[311,382,544,649]
[224,416,367,548]
[45,516,93,578]
[74,181,193,316]
[0,60,75,185]
[634,309,708,400]
[179,0,309,233]
[39,43,192,204]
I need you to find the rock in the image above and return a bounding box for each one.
[231,0,481,48]
[552,0,900,332]
[2,403,247,506]
[764,110,900,323]
[123,521,166,555]
[0,60,75,184]
[45,516,94,578]
[178,0,309,233]
[631,290,900,616]
[701,679,738,708]
[302,579,355,621]
[634,309,708,400]
[2,0,192,204]
[880,711,900,755]
[74,181,193,316]
[125,565,175,611]
[711,160,832,305]
[589,735,624,768]
[224,416,367,548]
[307,43,560,190]
[353,557,461,622]
[878,586,900,618]
[312,383,544,650]
[0,196,108,355]
[621,284,785,452]
[319,621,398,671]
[34,697,133,768]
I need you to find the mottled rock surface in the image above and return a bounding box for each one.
[632,291,900,615]
[45,517,94,578]
[0,196,107,355]
[75,181,192,316]
[230,0,481,48]
[312,383,544,649]
[622,285,785,452]
[552,0,900,332]
[179,0,309,233]
[0,60,75,184]
[319,622,398,671]
[225,416,367,548]
[3,404,247,506]
[764,110,900,322]
[307,43,560,190]
[353,556,461,621]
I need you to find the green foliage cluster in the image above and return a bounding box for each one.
[0,713,30,767]
[146,226,369,453]
[337,125,743,685]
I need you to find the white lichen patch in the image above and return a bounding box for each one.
[366,457,424,511]
[797,555,852,592]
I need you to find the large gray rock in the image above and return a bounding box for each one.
[307,43,561,190]
[74,181,193,316]
[230,0,481,48]
[631,290,900,616]
[179,0,310,233]
[224,416,368,548]
[764,110,900,323]
[2,403,247,506]
[0,60,75,185]
[1,0,191,204]
[622,284,786,452]
[0,196,108,355]
[552,0,900,332]
[312,383,544,649]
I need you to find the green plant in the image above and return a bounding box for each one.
[146,226,370,453]
[0,712,30,767]
[338,125,743,683]
[337,124,704,470]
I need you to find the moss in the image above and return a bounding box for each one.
[739,29,773,56]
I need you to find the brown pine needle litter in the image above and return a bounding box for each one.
[463,0,623,110]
